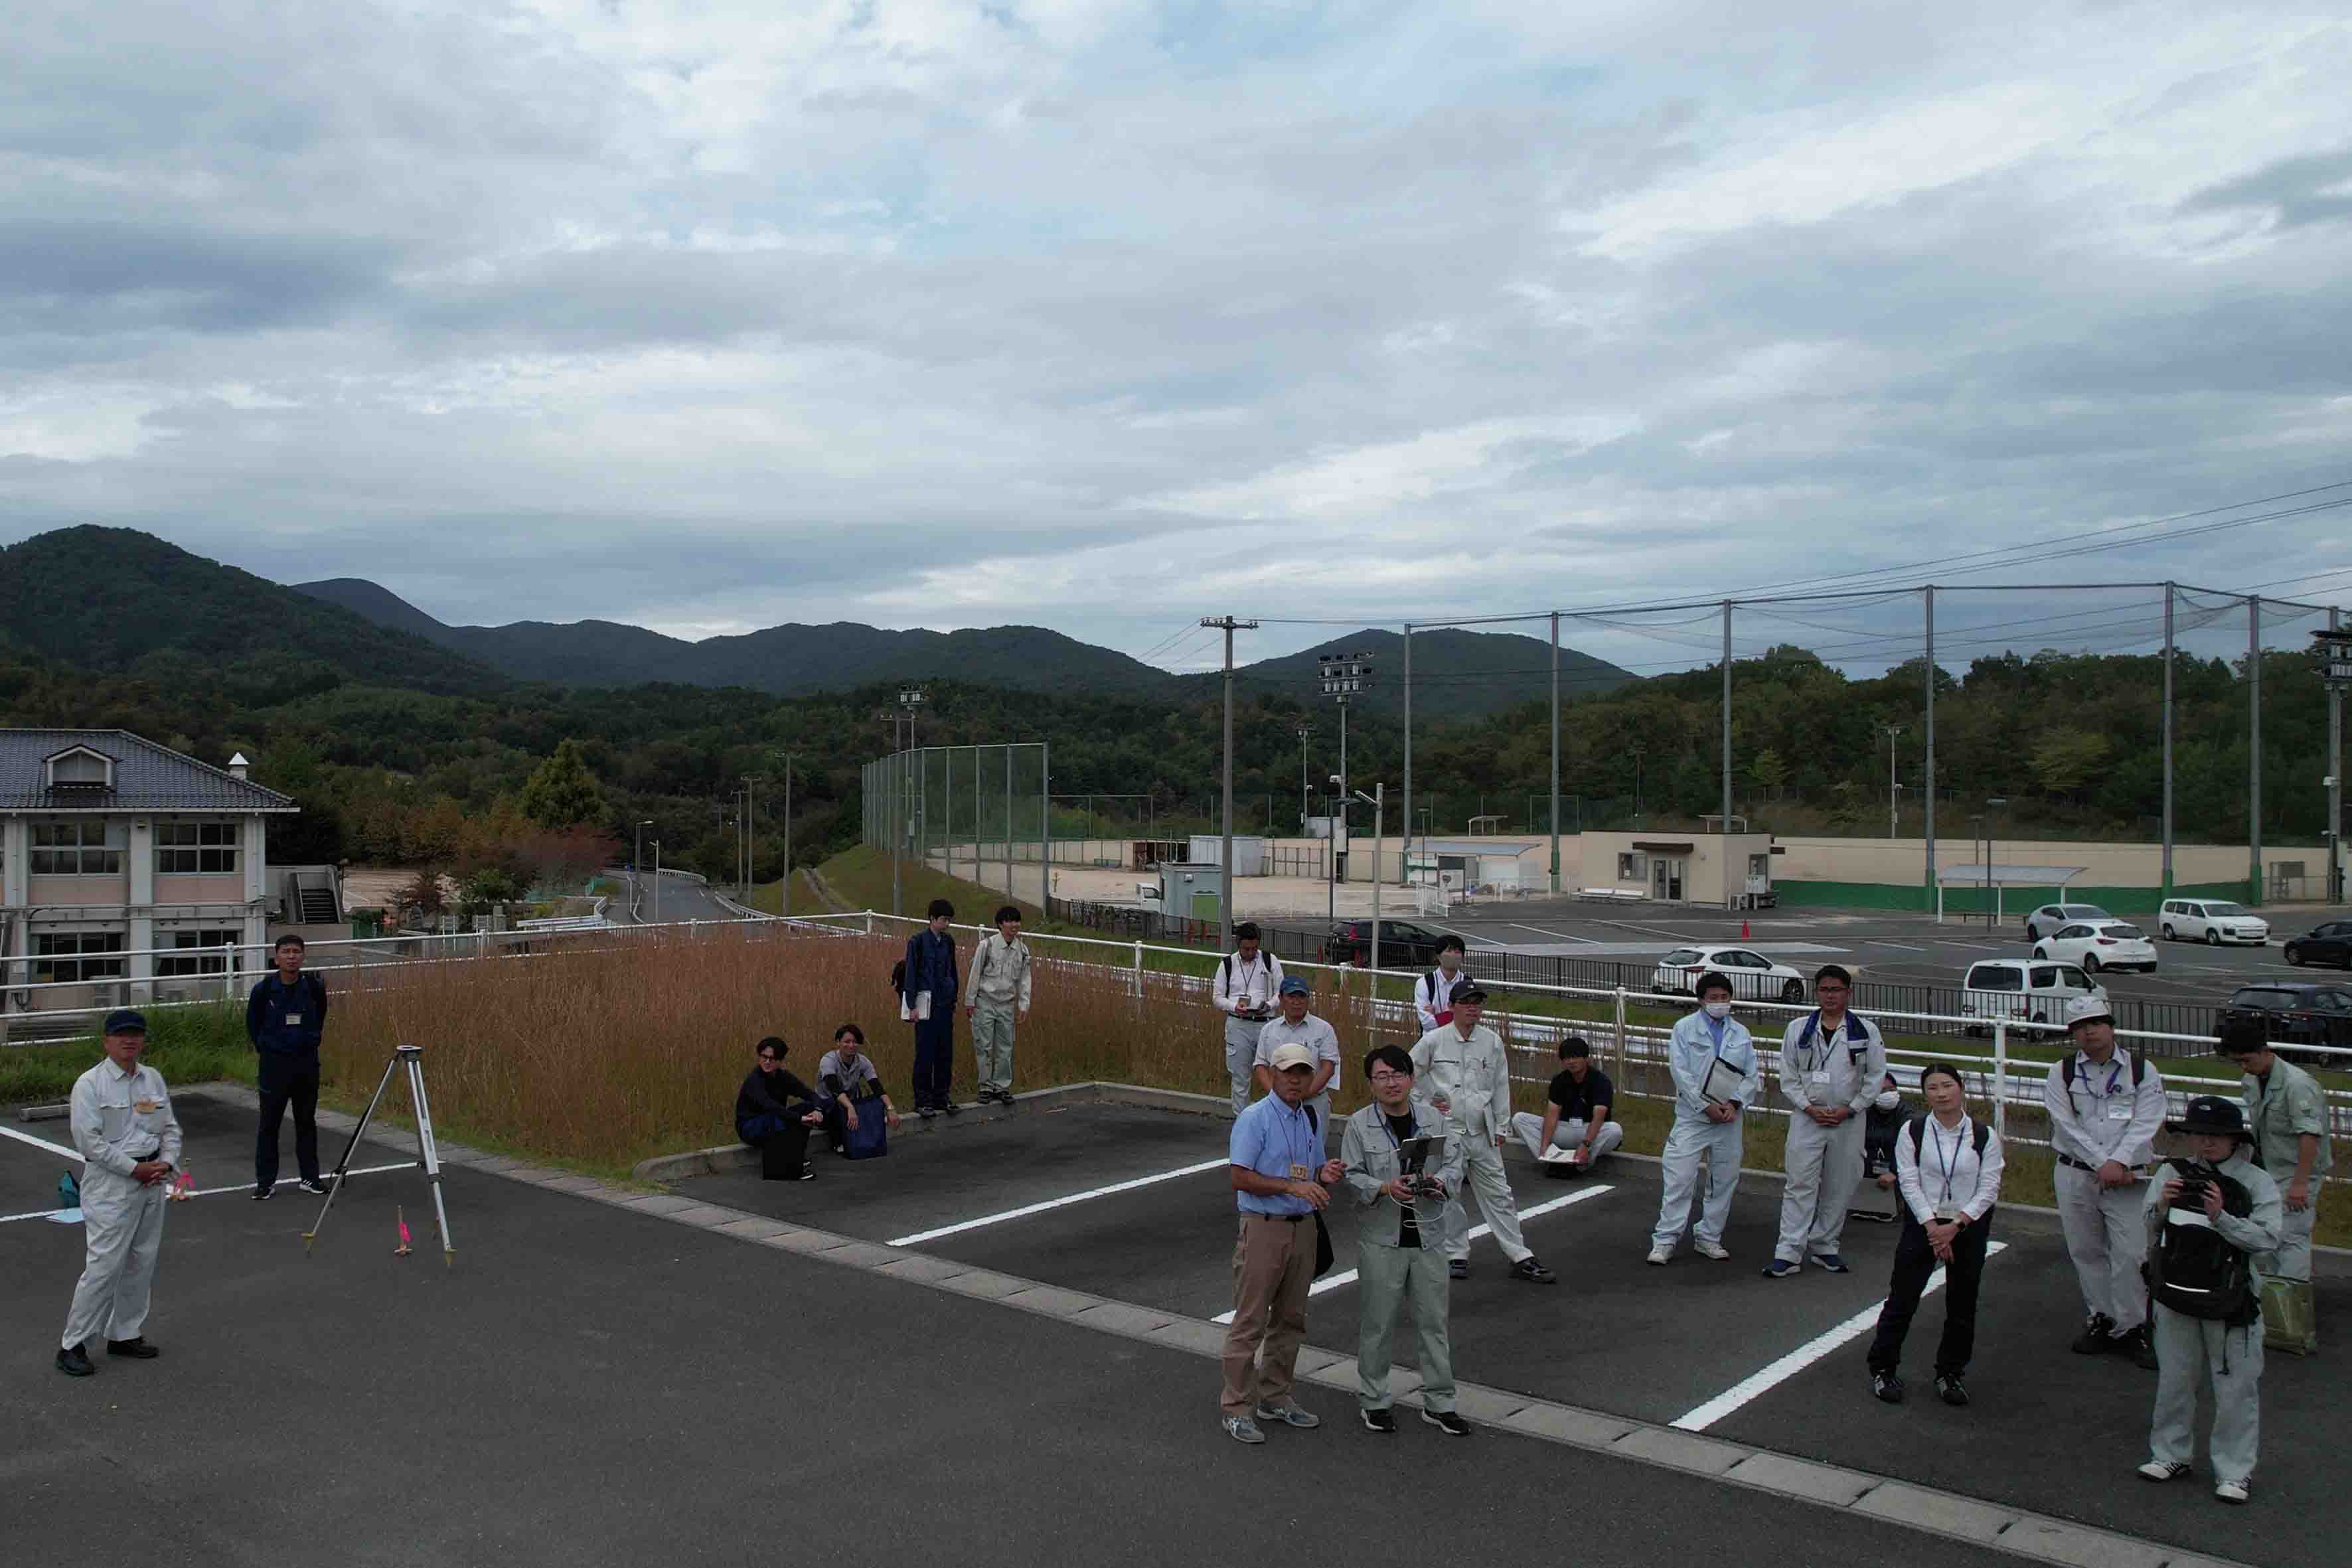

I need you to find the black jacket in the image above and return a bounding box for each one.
[736,1067,819,1141]
[248,973,330,1061]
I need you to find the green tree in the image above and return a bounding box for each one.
[517,738,605,828]
[2029,731,2111,801]
[1751,747,1788,794]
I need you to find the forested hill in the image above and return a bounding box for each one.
[0,528,507,700]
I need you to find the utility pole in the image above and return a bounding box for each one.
[1881,724,1906,838]
[2161,584,2175,900]
[1721,600,1734,834]
[778,753,794,917]
[892,688,927,919]
[1204,617,1257,930]
[1550,609,1561,896]
[633,819,653,922]
[2334,609,2347,905]
[1320,651,1372,891]
[2249,595,2262,905]
[1354,782,1386,1021]
[742,775,754,902]
[1296,726,1312,834]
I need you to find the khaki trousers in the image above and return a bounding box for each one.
[1220,1214,1317,1417]
[1357,1239,1455,1413]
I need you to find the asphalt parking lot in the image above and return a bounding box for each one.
[678,1100,2345,1568]
[0,1093,2028,1568]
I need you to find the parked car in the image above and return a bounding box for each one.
[2158,899,2268,946]
[2280,920,2352,969]
[2215,982,2352,1063]
[1322,919,1462,967]
[2023,902,2112,941]
[2032,919,2159,975]
[1960,958,2104,1036]
[1651,946,1808,1003]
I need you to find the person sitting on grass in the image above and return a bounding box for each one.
[818,1024,901,1154]
[736,1037,824,1182]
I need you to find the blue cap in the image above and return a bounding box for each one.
[1278,975,1312,996]
[104,1008,149,1036]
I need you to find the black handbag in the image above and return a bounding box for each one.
[1305,1105,1336,1277]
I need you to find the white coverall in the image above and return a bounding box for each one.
[1410,1021,1531,1265]
[1772,1008,1887,1265]
[2041,1048,2167,1336]
[2144,1152,2281,1486]
[1212,949,1283,1115]
[61,1058,183,1351]
[1650,1010,1762,1253]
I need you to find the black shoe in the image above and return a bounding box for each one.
[251,1186,274,1202]
[2071,1313,2115,1355]
[1871,1370,1904,1405]
[1447,1259,1469,1280]
[943,1101,962,1116]
[106,1337,159,1360]
[798,1164,816,1182]
[296,1177,329,1196]
[917,1106,938,1121]
[1934,1372,1968,1407]
[1509,1256,1558,1285]
[1421,1409,1473,1437]
[55,1344,94,1377]
[2113,1325,2159,1370]
[1360,1407,1397,1434]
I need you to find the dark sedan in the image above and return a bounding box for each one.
[2216,982,2352,1063]
[2281,920,2352,969]
[1323,919,1462,968]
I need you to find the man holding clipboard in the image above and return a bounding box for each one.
[1648,971,1762,1265]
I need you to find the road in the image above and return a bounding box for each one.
[604,866,756,925]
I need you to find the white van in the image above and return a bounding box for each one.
[1961,958,2106,1037]
[2157,899,2269,946]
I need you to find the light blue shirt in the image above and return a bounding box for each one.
[1668,1010,1761,1121]
[1230,1093,1322,1216]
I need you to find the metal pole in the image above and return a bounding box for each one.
[1041,742,1052,911]
[1721,599,1733,840]
[1923,586,1936,906]
[2333,607,2345,904]
[1550,610,1561,896]
[1339,698,1350,884]
[891,735,902,919]
[783,757,793,918]
[653,840,661,921]
[1222,621,1235,928]
[1004,746,1014,900]
[2249,595,2262,905]
[1370,782,1383,1026]
[1991,1020,2008,1138]
[1403,622,1413,903]
[2162,582,2175,900]
[1298,727,1310,834]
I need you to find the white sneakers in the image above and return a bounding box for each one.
[1646,1245,1671,1265]
[1694,1240,1731,1261]
[2214,1479,2250,1505]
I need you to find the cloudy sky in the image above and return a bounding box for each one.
[3,1,2348,676]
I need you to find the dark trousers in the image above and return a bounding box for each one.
[739,1115,812,1179]
[1867,1210,1992,1376]
[256,1058,321,1190]
[912,1013,955,1107]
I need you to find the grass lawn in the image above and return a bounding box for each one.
[1,1004,254,1105]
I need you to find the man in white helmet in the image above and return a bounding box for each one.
[2043,993,2167,1368]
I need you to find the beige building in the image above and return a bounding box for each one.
[1,730,299,1016]
[1577,829,1776,908]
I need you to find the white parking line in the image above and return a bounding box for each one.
[888,1157,1231,1247]
[0,1162,423,1224]
[0,1123,79,1160]
[1866,941,1927,952]
[1668,1241,2009,1431]
[1509,924,1599,945]
[1210,1183,1617,1324]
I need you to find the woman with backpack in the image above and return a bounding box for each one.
[1865,1062,2003,1408]
[2136,1095,2283,1506]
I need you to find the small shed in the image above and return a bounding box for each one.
[1187,835,1267,876]
[1935,863,2087,923]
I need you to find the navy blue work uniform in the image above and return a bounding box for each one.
[248,971,329,1190]
[900,928,960,1112]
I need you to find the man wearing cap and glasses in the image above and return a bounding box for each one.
[2136,1095,2281,1505]
[2043,993,2167,1368]
[1220,1042,1346,1445]
[1213,923,1283,1115]
[56,1010,181,1377]
[1411,984,1557,1285]
[1251,976,1341,1130]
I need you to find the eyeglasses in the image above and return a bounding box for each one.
[757,1053,779,1061]
[1368,1070,1411,1083]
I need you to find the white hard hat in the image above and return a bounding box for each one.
[2064,994,2114,1030]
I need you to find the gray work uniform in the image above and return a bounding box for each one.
[2042,1048,2167,1336]
[2242,1058,2330,1283]
[1212,950,1283,1115]
[1773,1009,1887,1265]
[62,1058,183,1352]
[1340,1101,1466,1414]
[967,932,1033,1099]
[1409,1022,1531,1264]
[2144,1152,2281,1486]
[1652,1010,1762,1253]
[1252,1013,1342,1132]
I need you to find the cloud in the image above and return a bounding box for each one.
[0,1,2347,679]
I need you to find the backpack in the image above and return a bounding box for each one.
[890,959,905,995]
[2143,1160,2259,1324]
[1905,1115,1991,1161]
[2060,1051,2144,1093]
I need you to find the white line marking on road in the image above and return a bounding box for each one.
[1510,924,1599,945]
[1210,1182,1617,1324]
[1668,1240,2009,1431]
[0,1123,80,1159]
[0,1161,424,1223]
[1866,941,1927,952]
[889,1157,1231,1247]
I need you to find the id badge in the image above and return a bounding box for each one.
[1807,1069,1832,1086]
[2106,1103,2132,1121]
[134,1099,160,1115]
[1288,1164,1309,1180]
[283,1013,303,1026]
[1933,1206,1958,1223]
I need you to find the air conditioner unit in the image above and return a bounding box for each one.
[155,984,193,1004]
[89,983,125,1007]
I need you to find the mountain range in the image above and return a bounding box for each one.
[0,526,1639,715]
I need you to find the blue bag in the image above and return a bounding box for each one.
[839,1094,890,1160]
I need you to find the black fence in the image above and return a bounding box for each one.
[1044,897,2227,1042]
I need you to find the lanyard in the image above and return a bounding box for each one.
[1930,1117,1966,1205]
[2082,1054,2123,1097]
[1803,1014,1843,1073]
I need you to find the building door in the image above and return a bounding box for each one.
[1652,858,1685,901]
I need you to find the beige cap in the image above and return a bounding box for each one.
[1267,1042,1317,1072]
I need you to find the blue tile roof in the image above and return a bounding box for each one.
[0,730,297,813]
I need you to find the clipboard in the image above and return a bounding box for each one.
[1699,1055,1749,1106]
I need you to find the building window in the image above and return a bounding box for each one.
[157,928,244,977]
[1617,853,1647,880]
[30,821,124,876]
[44,749,114,788]
[157,821,240,875]
[35,932,126,984]
[1749,854,1770,878]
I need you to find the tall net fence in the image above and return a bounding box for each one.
[861,744,1050,910]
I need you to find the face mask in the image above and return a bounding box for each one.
[1703,1000,1731,1020]
[1874,1091,1901,1111]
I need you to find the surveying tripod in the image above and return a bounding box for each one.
[304,1044,455,1266]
